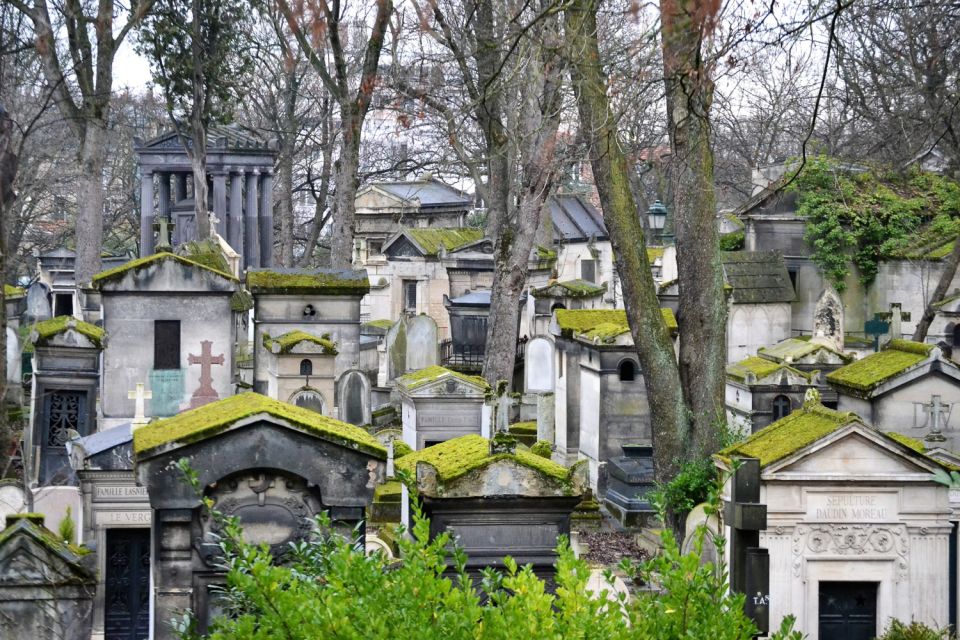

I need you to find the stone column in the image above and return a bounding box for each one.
[140,169,155,256]
[244,170,261,268]
[158,172,171,222]
[258,171,274,267]
[153,509,194,640]
[212,172,228,237]
[536,392,555,444]
[174,173,187,202]
[229,170,244,257]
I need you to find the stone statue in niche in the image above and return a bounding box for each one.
[811,286,844,352]
[195,471,322,566]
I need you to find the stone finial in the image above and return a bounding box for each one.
[803,387,821,408]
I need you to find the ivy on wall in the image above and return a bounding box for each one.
[791,156,960,291]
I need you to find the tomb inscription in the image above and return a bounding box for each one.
[94,484,149,502]
[805,492,897,522]
[95,510,152,526]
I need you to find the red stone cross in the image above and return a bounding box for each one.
[188,340,225,408]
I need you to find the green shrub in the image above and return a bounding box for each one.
[530,440,552,458]
[878,619,955,640]
[58,506,75,544]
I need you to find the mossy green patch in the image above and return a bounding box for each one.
[759,338,848,363]
[826,340,933,393]
[726,356,813,383]
[555,308,677,341]
[405,228,484,256]
[397,365,489,391]
[373,480,402,503]
[716,403,859,468]
[509,421,537,435]
[886,431,925,453]
[230,289,254,312]
[92,252,236,284]
[392,439,413,458]
[32,316,105,348]
[364,319,395,330]
[646,247,665,262]
[4,285,25,299]
[262,330,338,355]
[0,515,91,561]
[177,238,231,274]
[536,245,558,260]
[530,440,552,458]
[133,392,386,458]
[532,279,606,299]
[246,269,370,295]
[395,434,573,486]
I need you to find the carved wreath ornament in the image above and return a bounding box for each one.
[792,524,909,581]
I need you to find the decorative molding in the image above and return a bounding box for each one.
[792,523,909,581]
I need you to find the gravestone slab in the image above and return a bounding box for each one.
[24,282,51,323]
[812,286,844,352]
[149,369,185,416]
[385,317,407,381]
[6,326,18,385]
[525,337,555,393]
[0,483,25,526]
[338,369,371,426]
[406,315,439,371]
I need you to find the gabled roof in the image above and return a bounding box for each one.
[531,279,606,299]
[0,514,93,581]
[553,308,678,342]
[716,401,859,468]
[721,251,794,304]
[727,356,816,384]
[133,392,386,458]
[359,179,473,208]
[30,315,105,349]
[758,337,851,364]
[395,434,574,488]
[246,268,370,295]
[383,227,484,258]
[262,330,338,355]
[396,365,489,392]
[826,339,937,395]
[92,252,236,286]
[548,194,607,242]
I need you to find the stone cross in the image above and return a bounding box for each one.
[188,340,225,409]
[128,382,152,429]
[914,394,951,442]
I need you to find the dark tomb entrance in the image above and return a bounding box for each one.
[40,390,89,483]
[818,581,877,640]
[105,528,151,640]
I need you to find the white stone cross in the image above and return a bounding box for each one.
[914,394,951,442]
[128,383,153,429]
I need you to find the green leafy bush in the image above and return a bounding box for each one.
[648,458,716,518]
[172,458,802,640]
[877,619,955,640]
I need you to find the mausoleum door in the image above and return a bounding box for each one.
[817,581,877,640]
[40,389,88,484]
[104,528,151,640]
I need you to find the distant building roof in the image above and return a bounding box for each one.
[721,251,794,304]
[548,195,607,243]
[392,227,484,257]
[826,339,936,395]
[374,179,472,207]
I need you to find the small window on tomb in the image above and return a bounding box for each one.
[618,360,637,382]
[403,280,417,312]
[581,259,597,283]
[368,240,383,256]
[952,324,960,347]
[154,320,181,370]
[54,293,73,317]
[772,395,791,421]
[299,359,313,376]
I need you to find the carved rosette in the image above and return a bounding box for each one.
[792,524,908,581]
[195,471,322,567]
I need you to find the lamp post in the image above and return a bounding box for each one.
[647,199,667,244]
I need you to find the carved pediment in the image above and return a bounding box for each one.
[385,237,424,258]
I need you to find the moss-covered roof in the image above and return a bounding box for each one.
[92,252,236,285]
[535,245,558,261]
[246,268,370,295]
[647,247,665,262]
[716,403,860,468]
[0,515,92,569]
[396,365,489,391]
[758,337,848,363]
[133,392,386,458]
[886,431,926,453]
[509,421,537,435]
[230,289,254,312]
[404,228,484,257]
[727,356,814,383]
[31,316,105,348]
[364,319,395,330]
[532,279,606,299]
[373,479,402,503]
[554,308,677,341]
[4,284,25,299]
[395,434,572,485]
[262,330,338,355]
[826,339,934,393]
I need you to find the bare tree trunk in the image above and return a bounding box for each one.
[277,146,295,266]
[329,111,360,268]
[74,123,106,283]
[566,0,688,483]
[0,107,16,477]
[914,239,960,341]
[188,117,211,239]
[662,0,727,458]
